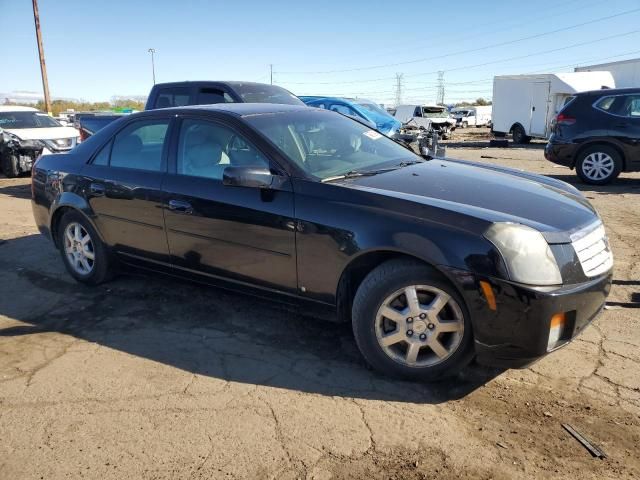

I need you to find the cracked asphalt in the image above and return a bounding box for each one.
[1,137,639,479]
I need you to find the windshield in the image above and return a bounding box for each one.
[422,107,449,119]
[232,84,305,106]
[355,101,393,118]
[245,110,417,180]
[0,111,62,129]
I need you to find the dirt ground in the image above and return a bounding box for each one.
[1,129,639,479]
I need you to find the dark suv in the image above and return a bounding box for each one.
[145,81,304,110]
[545,87,640,185]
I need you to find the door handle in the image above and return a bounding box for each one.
[614,124,629,128]
[168,199,193,214]
[89,183,105,196]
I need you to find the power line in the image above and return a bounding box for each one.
[280,29,640,86]
[277,7,640,75]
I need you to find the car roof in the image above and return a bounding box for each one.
[576,87,640,97]
[150,81,285,89]
[154,102,313,116]
[0,106,39,112]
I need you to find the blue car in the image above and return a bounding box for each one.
[300,96,402,137]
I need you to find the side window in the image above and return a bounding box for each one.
[110,120,169,171]
[154,88,191,109]
[92,140,111,166]
[198,88,235,105]
[621,95,640,117]
[594,96,616,113]
[414,107,422,117]
[176,119,269,180]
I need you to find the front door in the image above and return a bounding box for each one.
[162,116,297,293]
[81,117,172,265]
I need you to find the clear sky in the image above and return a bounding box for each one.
[2,0,640,106]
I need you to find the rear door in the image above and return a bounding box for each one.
[615,94,640,169]
[162,115,298,292]
[530,82,551,137]
[81,116,173,265]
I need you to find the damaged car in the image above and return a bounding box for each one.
[394,104,457,139]
[0,106,80,177]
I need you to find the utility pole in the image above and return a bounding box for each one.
[32,0,51,115]
[270,64,273,85]
[395,73,403,106]
[148,48,156,85]
[436,71,445,105]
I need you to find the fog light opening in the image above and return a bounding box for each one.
[547,312,567,351]
[479,281,497,311]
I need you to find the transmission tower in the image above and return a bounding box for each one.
[436,71,445,105]
[395,73,404,106]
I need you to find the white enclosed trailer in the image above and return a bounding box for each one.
[491,72,615,143]
[575,58,640,88]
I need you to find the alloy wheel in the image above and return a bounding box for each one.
[63,222,95,275]
[374,285,464,367]
[581,152,615,181]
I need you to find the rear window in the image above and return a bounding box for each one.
[231,83,304,105]
[154,87,191,109]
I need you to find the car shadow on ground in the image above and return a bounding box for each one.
[547,174,640,195]
[0,181,32,199]
[0,233,504,404]
[442,140,547,150]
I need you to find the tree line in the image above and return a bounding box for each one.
[3,98,146,116]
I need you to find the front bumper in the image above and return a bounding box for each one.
[465,273,612,368]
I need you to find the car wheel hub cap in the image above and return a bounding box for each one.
[63,222,95,275]
[375,285,464,367]
[583,152,614,180]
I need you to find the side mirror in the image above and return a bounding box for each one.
[223,166,273,189]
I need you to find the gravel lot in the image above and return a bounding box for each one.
[1,130,639,479]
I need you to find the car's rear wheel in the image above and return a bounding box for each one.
[461,121,468,128]
[57,210,113,285]
[352,259,473,380]
[1,154,20,178]
[576,145,622,185]
[511,124,531,144]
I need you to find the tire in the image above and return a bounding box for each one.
[57,210,113,285]
[352,259,474,381]
[461,122,468,129]
[575,145,622,185]
[441,127,451,140]
[511,124,531,144]
[1,154,20,178]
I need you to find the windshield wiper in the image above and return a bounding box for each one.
[321,160,424,183]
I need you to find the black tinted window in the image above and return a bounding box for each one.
[154,88,190,109]
[176,119,268,180]
[197,88,235,105]
[594,96,616,112]
[92,141,111,166]
[621,95,640,117]
[110,120,169,171]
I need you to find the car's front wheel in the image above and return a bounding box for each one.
[576,145,622,185]
[1,154,20,178]
[352,259,473,381]
[57,210,113,285]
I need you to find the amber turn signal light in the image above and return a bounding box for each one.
[479,281,497,311]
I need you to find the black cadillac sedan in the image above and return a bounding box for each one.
[31,103,613,380]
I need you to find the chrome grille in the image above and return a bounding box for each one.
[571,221,613,278]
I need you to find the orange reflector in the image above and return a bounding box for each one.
[479,281,497,311]
[550,313,566,329]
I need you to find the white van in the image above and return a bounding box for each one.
[491,72,615,144]
[451,106,492,128]
[394,104,456,138]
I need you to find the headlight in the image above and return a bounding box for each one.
[484,223,562,286]
[18,139,45,149]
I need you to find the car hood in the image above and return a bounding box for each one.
[3,126,78,140]
[342,158,598,243]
